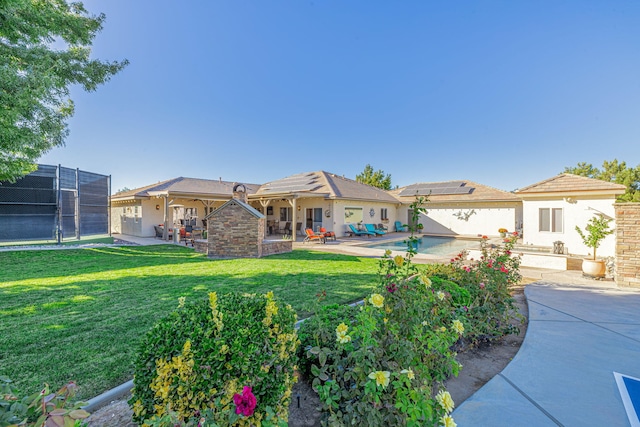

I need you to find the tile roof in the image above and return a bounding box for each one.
[389,180,520,203]
[252,171,399,203]
[516,174,626,195]
[111,177,260,199]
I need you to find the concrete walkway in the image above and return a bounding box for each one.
[453,282,640,427]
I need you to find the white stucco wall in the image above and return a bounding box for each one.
[398,202,522,237]
[332,200,400,237]
[521,196,617,257]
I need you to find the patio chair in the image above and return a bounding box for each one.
[377,223,388,231]
[364,223,386,236]
[296,222,303,236]
[155,225,172,240]
[348,224,375,237]
[304,228,326,244]
[180,226,194,246]
[395,221,406,232]
[283,222,292,235]
[319,227,336,241]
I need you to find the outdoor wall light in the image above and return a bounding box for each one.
[156,205,160,210]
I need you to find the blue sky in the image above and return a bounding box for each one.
[40,0,640,193]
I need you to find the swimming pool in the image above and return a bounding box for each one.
[363,236,479,256]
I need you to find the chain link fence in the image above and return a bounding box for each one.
[0,164,110,242]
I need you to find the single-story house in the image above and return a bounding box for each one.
[515,173,626,258]
[389,180,523,236]
[110,177,260,238]
[248,171,401,239]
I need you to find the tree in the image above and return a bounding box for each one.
[0,0,128,182]
[116,187,131,194]
[355,164,392,190]
[564,159,640,202]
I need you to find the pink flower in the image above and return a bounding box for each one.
[233,386,257,417]
[479,283,485,289]
[500,266,508,273]
[386,283,397,293]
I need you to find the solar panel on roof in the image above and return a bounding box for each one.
[399,181,473,196]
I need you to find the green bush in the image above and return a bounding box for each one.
[296,303,359,379]
[300,198,464,426]
[129,291,299,426]
[0,376,90,427]
[450,237,523,344]
[419,262,456,279]
[430,276,472,307]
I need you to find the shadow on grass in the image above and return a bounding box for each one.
[0,246,368,282]
[0,270,378,399]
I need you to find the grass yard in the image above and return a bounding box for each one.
[0,245,379,399]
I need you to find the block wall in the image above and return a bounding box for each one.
[615,203,640,288]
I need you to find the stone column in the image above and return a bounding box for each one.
[615,203,640,288]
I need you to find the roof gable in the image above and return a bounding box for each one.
[516,174,626,195]
[206,198,264,220]
[252,171,398,203]
[390,180,520,203]
[112,177,260,199]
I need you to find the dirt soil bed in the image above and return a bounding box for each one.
[87,288,528,427]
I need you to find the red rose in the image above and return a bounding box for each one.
[233,386,257,417]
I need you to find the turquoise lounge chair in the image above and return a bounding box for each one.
[364,223,385,236]
[348,224,375,237]
[394,221,406,232]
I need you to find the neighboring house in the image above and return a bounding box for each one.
[515,174,626,258]
[390,180,522,236]
[249,171,401,238]
[110,177,260,237]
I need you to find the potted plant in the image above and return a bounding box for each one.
[575,215,614,277]
[498,228,508,238]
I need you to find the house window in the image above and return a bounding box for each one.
[344,207,363,223]
[134,206,139,223]
[280,207,292,222]
[381,208,388,220]
[539,208,563,232]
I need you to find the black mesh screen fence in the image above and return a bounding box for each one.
[0,164,110,242]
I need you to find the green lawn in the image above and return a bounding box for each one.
[0,245,379,399]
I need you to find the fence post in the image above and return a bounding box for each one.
[108,175,112,237]
[57,164,62,244]
[75,168,80,240]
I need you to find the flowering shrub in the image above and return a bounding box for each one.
[296,303,359,379]
[0,377,90,427]
[448,237,523,344]
[299,197,463,426]
[129,291,299,426]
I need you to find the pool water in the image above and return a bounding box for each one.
[364,236,478,256]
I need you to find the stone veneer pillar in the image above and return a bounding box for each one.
[615,203,640,288]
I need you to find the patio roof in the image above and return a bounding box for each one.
[390,180,520,204]
[251,171,399,203]
[515,174,626,197]
[111,177,260,201]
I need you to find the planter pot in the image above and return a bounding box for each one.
[582,258,606,278]
[500,232,506,238]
